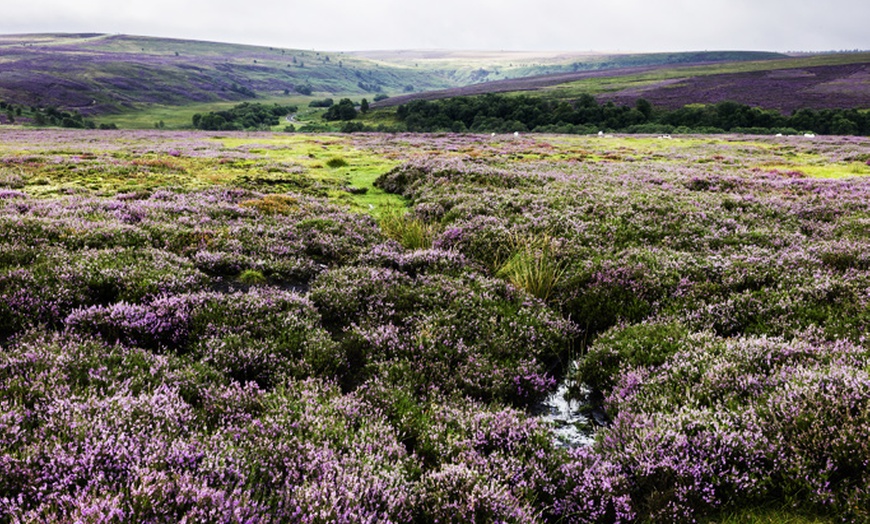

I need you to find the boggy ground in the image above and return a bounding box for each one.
[1,129,869,523]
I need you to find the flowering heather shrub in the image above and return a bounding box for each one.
[309,266,423,328]
[0,332,425,522]
[359,380,567,523]
[433,215,517,271]
[0,187,388,339]
[4,131,870,522]
[575,320,693,394]
[375,158,529,201]
[555,447,636,523]
[0,247,207,336]
[356,241,470,278]
[596,333,870,521]
[67,288,339,388]
[311,267,574,403]
[189,288,340,387]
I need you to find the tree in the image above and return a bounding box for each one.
[635,98,653,120]
[360,98,369,114]
[323,99,357,121]
[831,115,858,135]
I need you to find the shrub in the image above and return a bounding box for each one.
[311,267,574,404]
[575,321,694,394]
[597,334,870,521]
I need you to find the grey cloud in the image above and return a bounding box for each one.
[0,0,867,51]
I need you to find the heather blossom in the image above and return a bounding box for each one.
[2,129,870,522]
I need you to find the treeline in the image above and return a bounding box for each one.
[394,94,870,135]
[31,107,101,129]
[192,102,297,131]
[0,102,117,129]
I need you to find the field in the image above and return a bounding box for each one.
[1,129,870,523]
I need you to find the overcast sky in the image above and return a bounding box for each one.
[1,0,867,53]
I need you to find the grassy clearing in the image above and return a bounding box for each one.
[214,134,405,211]
[378,208,440,249]
[761,161,870,178]
[0,131,403,212]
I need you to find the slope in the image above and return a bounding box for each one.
[373,52,870,113]
[0,33,453,115]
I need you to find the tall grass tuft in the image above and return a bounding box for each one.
[378,209,440,250]
[238,269,267,286]
[497,233,565,301]
[325,157,349,168]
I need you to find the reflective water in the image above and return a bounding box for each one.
[534,381,597,447]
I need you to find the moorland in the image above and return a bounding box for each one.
[1,33,870,524]
[2,33,868,132]
[1,129,869,523]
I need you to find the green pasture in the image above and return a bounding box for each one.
[530,134,870,179]
[762,161,870,178]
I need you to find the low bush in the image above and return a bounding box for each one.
[575,321,693,394]
[310,268,574,404]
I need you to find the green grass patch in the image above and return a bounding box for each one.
[496,233,565,301]
[378,208,440,249]
[216,134,405,212]
[97,95,335,130]
[760,161,870,179]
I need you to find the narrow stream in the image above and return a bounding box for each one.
[534,380,598,447]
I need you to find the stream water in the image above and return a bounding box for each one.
[533,381,598,448]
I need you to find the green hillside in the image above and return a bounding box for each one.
[0,34,792,125]
[2,34,867,131]
[0,33,453,117]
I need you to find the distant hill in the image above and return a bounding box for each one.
[374,52,870,114]
[0,34,793,117]
[596,59,870,113]
[0,33,455,115]
[353,49,787,85]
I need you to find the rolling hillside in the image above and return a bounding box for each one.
[350,49,786,85]
[373,52,870,114]
[0,34,793,119]
[0,33,453,115]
